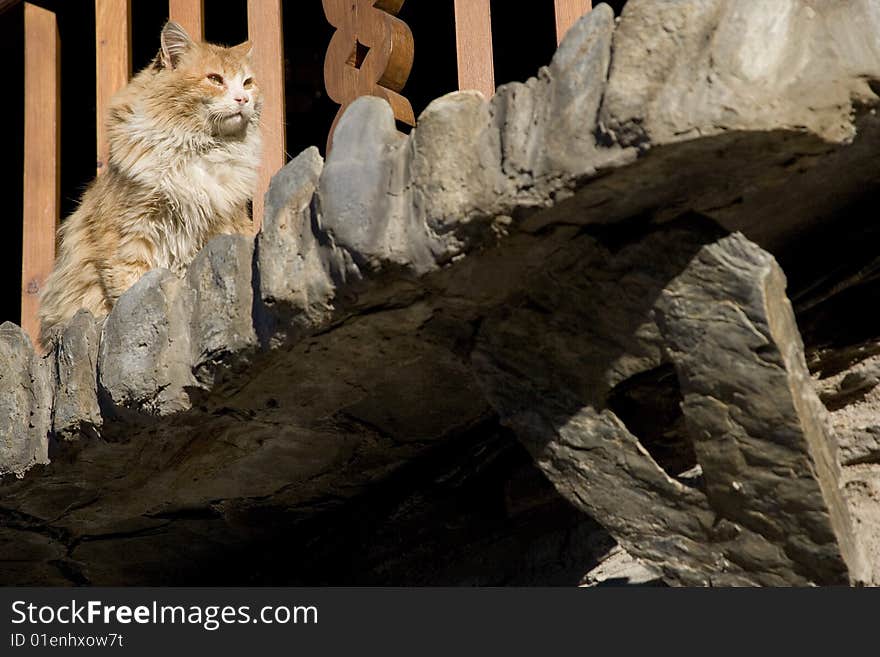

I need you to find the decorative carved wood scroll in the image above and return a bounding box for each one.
[323,0,415,149]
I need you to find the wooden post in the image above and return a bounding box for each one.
[247,0,286,235]
[95,0,131,175]
[554,0,592,45]
[22,2,60,346]
[453,0,494,99]
[169,0,205,41]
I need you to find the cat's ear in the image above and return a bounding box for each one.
[232,40,253,60]
[160,21,193,69]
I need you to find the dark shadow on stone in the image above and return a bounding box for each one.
[607,364,697,482]
[243,418,614,586]
[474,211,728,454]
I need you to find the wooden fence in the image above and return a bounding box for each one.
[18,0,591,345]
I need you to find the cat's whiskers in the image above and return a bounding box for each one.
[256,118,295,161]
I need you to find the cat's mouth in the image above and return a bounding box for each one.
[216,111,249,136]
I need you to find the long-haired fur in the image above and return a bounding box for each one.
[38,21,261,349]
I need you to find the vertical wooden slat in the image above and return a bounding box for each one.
[95,0,131,174]
[169,0,205,41]
[22,2,60,346]
[453,0,495,99]
[554,0,592,45]
[247,0,286,234]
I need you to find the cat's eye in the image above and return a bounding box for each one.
[206,73,225,86]
[243,77,254,89]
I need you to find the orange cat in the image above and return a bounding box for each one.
[38,21,261,349]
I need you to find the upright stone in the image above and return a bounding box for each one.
[52,310,102,440]
[257,146,333,347]
[656,233,867,585]
[0,323,51,475]
[186,234,259,389]
[98,270,195,418]
[319,97,436,274]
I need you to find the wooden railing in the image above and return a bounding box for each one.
[21,2,59,347]
[453,1,591,99]
[18,0,591,345]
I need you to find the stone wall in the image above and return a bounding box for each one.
[2,0,880,585]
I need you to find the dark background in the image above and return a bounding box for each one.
[0,0,630,326]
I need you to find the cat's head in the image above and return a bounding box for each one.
[153,21,261,138]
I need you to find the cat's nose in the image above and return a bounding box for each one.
[233,94,248,105]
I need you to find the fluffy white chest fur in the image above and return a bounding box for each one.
[118,105,261,273]
[154,145,259,273]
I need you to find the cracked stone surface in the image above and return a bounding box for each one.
[2,0,880,585]
[657,234,866,584]
[0,323,50,477]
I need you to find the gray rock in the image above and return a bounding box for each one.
[473,225,865,585]
[257,146,334,347]
[411,91,505,252]
[492,3,625,191]
[318,97,436,274]
[98,269,195,418]
[840,464,880,587]
[528,406,782,586]
[52,310,101,440]
[813,355,880,585]
[542,4,619,175]
[186,234,259,389]
[600,0,880,147]
[581,546,662,587]
[0,323,51,476]
[815,354,880,465]
[657,233,866,585]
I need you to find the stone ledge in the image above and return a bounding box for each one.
[2,1,879,585]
